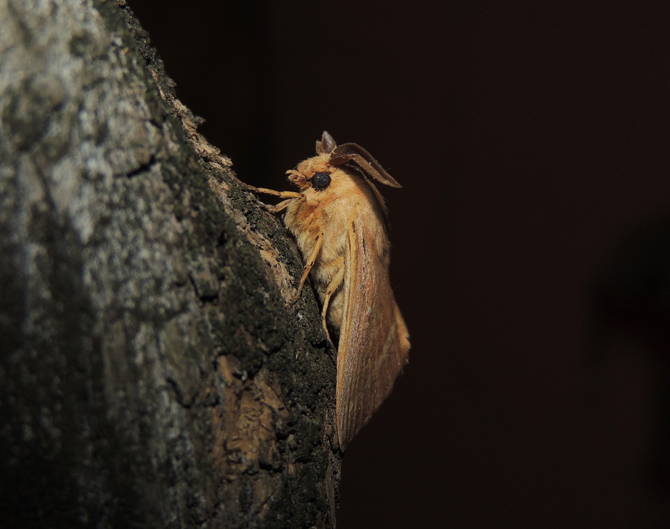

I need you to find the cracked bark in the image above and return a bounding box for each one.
[0,1,340,528]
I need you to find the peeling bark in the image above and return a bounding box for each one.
[0,1,340,527]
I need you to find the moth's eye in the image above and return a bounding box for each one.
[311,172,331,191]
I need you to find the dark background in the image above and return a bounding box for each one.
[129,1,670,527]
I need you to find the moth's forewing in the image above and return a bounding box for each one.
[336,216,410,447]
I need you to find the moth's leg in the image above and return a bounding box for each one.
[244,184,304,213]
[264,198,294,214]
[244,184,303,200]
[320,259,345,343]
[293,233,323,303]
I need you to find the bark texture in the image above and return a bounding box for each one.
[0,1,340,527]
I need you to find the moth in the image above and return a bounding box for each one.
[249,131,410,448]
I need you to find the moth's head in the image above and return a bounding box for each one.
[286,131,337,192]
[286,157,332,191]
[287,131,402,193]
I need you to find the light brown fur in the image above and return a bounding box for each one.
[284,155,389,334]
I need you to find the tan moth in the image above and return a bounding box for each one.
[249,131,410,448]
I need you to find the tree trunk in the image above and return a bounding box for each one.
[0,1,340,527]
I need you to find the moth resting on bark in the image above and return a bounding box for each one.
[248,131,410,448]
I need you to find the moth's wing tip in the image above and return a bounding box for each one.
[336,414,356,451]
[337,428,348,451]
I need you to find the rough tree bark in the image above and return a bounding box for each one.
[0,1,340,527]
